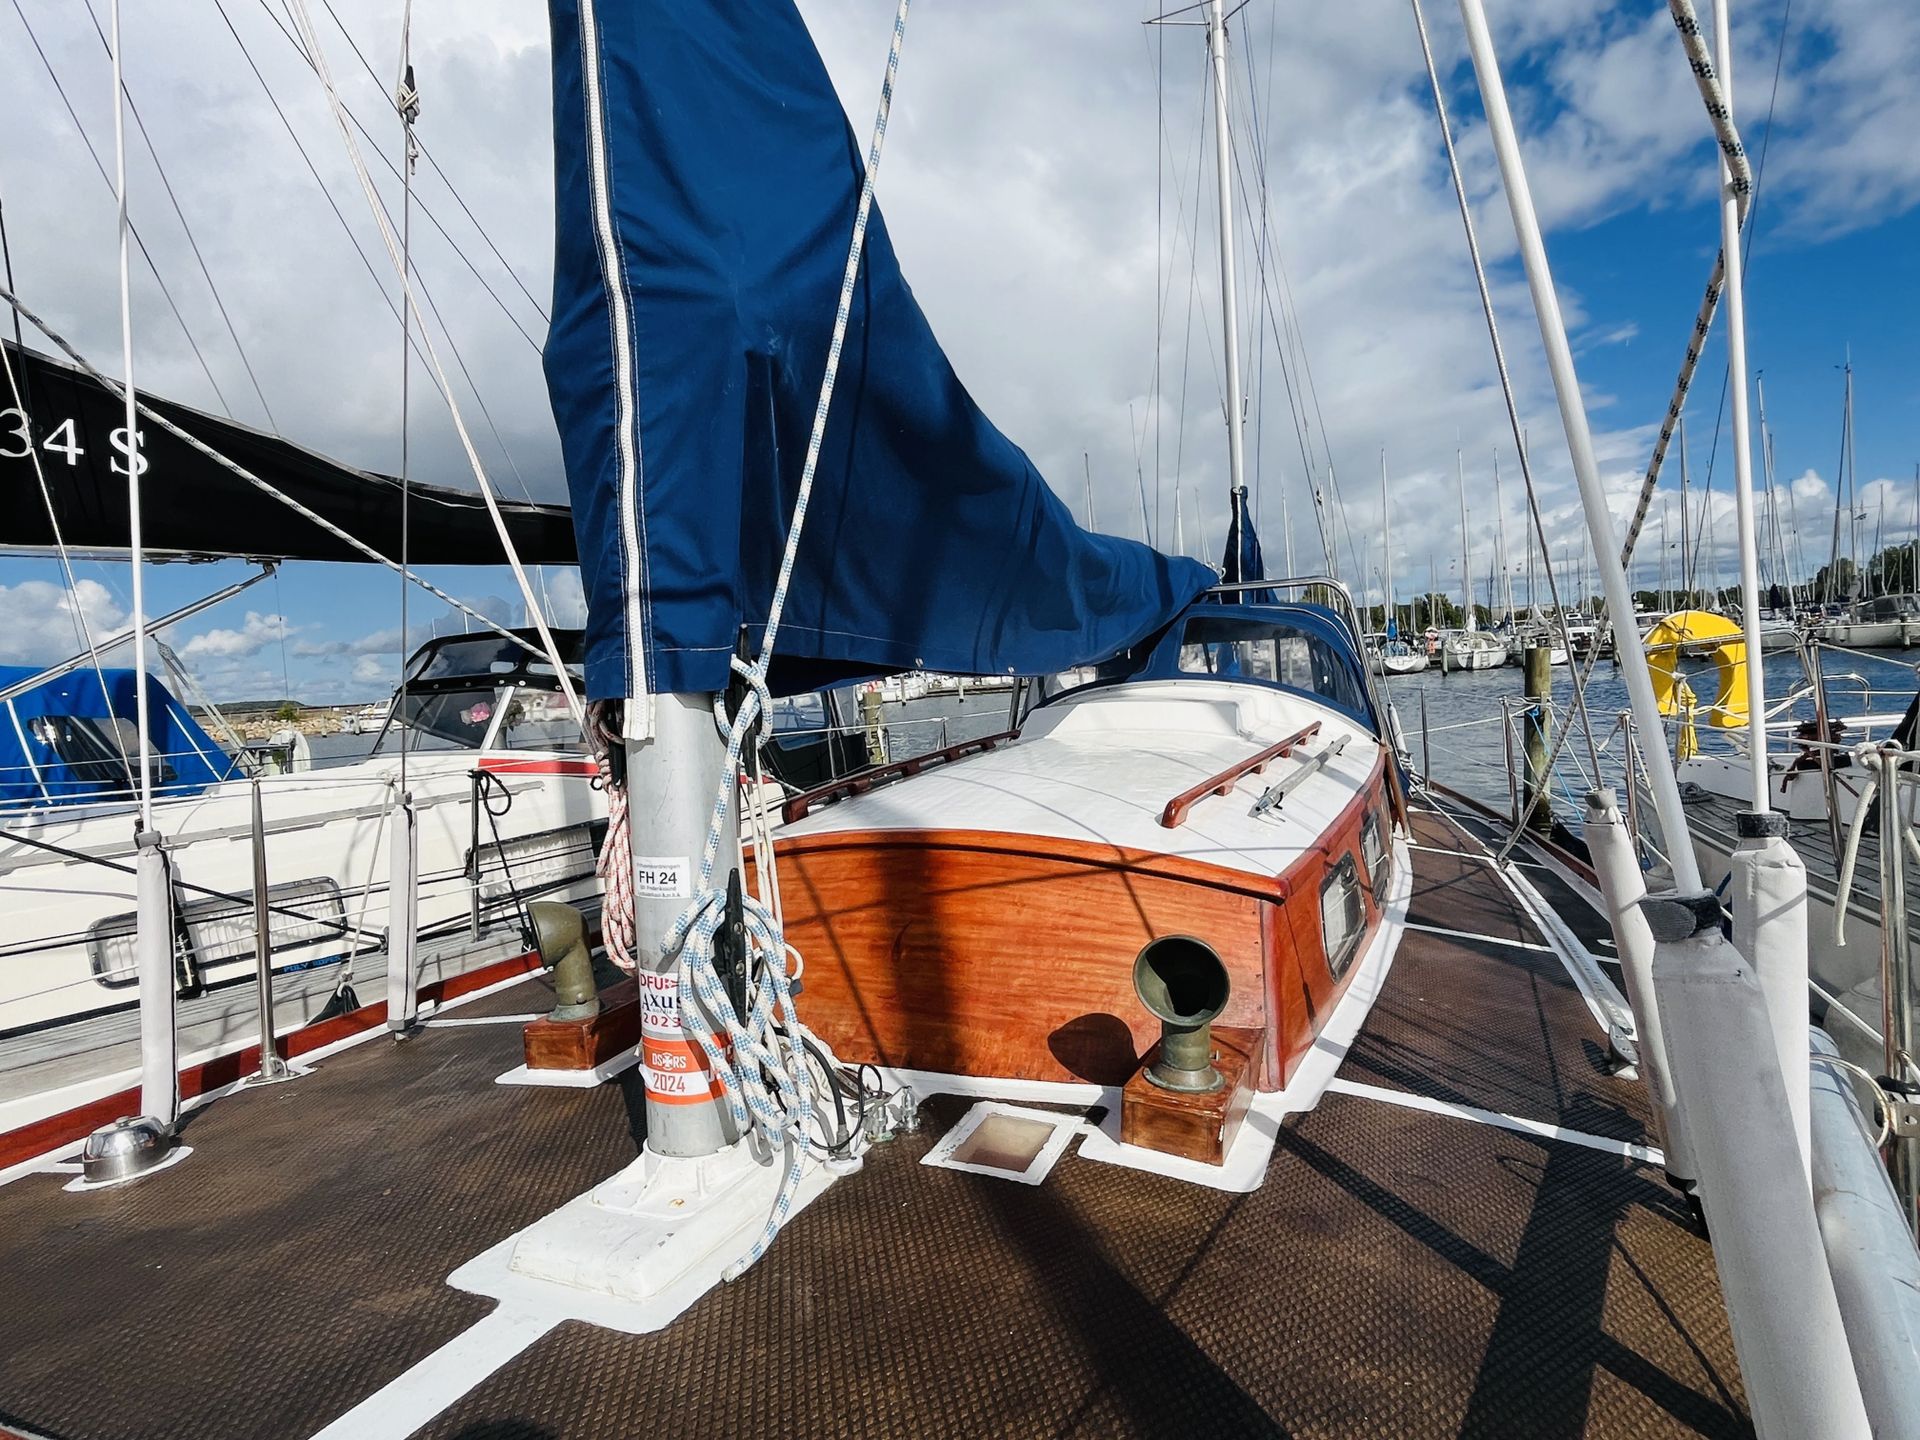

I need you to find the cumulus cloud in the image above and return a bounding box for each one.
[0,0,1911,672]
[177,610,293,661]
[0,578,129,665]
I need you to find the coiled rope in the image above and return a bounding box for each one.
[1616,0,1754,571]
[658,0,912,1281]
[589,701,637,971]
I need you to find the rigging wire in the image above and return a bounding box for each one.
[1616,0,1757,570]
[0,284,549,664]
[6,0,233,416]
[318,0,549,325]
[1152,7,1162,544]
[249,0,539,501]
[657,0,917,1280]
[1684,0,1795,591]
[395,0,416,791]
[280,0,581,732]
[0,328,137,787]
[255,0,546,357]
[1406,0,1603,821]
[215,0,537,504]
[1224,105,1358,590]
[78,0,278,430]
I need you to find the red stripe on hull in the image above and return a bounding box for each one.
[0,949,543,1173]
[477,757,599,777]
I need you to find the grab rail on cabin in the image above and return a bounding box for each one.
[780,729,1020,824]
[1158,721,1321,830]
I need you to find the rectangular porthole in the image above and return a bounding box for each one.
[1360,808,1389,903]
[920,1101,1080,1185]
[1320,854,1364,980]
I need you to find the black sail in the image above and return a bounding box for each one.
[1,340,576,565]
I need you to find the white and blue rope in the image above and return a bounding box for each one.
[663,0,911,1282]
[1617,0,1755,571]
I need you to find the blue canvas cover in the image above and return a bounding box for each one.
[543,0,1213,701]
[1220,485,1277,606]
[0,667,240,808]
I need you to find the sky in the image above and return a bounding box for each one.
[0,0,1914,703]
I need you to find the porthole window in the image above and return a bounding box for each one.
[1360,808,1389,904]
[1320,854,1364,980]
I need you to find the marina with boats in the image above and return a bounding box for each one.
[0,1,1916,1437]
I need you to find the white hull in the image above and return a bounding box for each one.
[1676,750,1916,1071]
[1441,633,1506,670]
[1504,636,1568,666]
[1816,619,1920,650]
[0,748,603,1125]
[1374,653,1429,676]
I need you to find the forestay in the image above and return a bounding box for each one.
[542,0,1212,702]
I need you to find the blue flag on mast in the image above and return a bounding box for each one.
[543,0,1212,701]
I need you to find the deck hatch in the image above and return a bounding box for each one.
[920,1101,1079,1185]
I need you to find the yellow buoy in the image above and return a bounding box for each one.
[1642,612,1748,740]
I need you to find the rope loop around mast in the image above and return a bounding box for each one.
[651,0,913,1283]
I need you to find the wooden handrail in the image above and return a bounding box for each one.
[1158,721,1321,829]
[781,730,1020,824]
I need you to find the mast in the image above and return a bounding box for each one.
[1380,449,1394,635]
[1456,448,1473,630]
[1204,0,1248,510]
[1712,0,1769,805]
[1825,364,1848,604]
[103,0,182,1167]
[1660,501,1671,614]
[1846,361,1858,592]
[1757,374,1782,605]
[1492,448,1512,621]
[1678,414,1692,606]
[1082,450,1096,531]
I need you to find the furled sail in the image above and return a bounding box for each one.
[1221,485,1276,605]
[543,0,1213,701]
[1,340,576,566]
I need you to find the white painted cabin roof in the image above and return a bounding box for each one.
[783,680,1382,883]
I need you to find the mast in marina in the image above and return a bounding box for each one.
[1204,0,1248,516]
[1380,449,1395,635]
[1678,414,1692,606]
[1491,449,1512,622]
[1456,448,1474,630]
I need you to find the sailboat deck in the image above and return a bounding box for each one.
[0,808,1748,1439]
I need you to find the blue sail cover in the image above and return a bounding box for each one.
[1220,485,1276,605]
[543,0,1213,700]
[0,667,239,808]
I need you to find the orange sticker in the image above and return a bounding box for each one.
[639,1032,727,1104]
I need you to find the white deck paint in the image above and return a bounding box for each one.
[1326,1077,1665,1165]
[786,680,1382,884]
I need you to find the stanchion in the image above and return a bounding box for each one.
[249,778,292,1084]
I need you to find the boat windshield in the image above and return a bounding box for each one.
[374,683,584,755]
[380,688,501,754]
[1175,615,1369,716]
